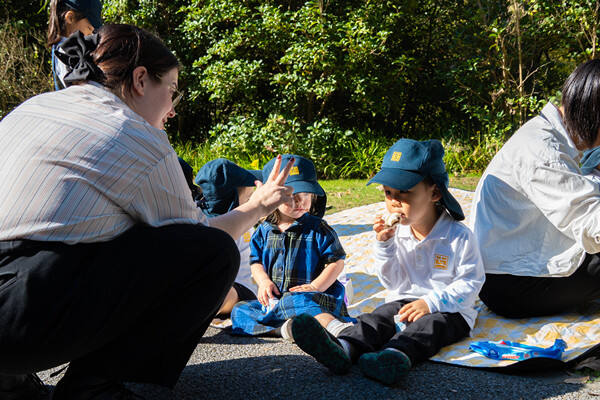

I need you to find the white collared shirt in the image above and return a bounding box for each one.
[471,102,600,277]
[0,82,207,244]
[235,227,257,295]
[374,212,485,329]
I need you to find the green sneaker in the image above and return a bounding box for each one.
[358,349,411,386]
[291,314,352,374]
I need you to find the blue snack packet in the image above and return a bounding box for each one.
[469,339,567,361]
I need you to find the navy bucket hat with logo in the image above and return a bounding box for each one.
[367,139,464,221]
[194,158,262,217]
[262,155,325,196]
[64,0,103,29]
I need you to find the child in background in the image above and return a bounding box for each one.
[178,157,201,202]
[291,139,485,385]
[194,158,263,316]
[47,0,103,90]
[231,155,355,339]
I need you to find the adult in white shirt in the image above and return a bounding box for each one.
[471,60,600,318]
[0,25,294,399]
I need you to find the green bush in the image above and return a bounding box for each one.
[6,0,600,179]
[0,21,51,119]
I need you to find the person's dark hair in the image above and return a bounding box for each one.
[92,24,179,96]
[47,0,86,47]
[562,59,600,150]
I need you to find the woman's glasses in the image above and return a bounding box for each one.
[172,88,184,109]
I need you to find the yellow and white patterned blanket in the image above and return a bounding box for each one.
[324,188,600,368]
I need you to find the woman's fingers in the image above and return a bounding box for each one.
[266,155,282,182]
[274,157,294,186]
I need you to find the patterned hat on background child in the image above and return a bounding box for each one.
[367,139,465,221]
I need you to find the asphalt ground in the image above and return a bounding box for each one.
[38,326,600,400]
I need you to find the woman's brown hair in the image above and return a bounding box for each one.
[92,24,179,96]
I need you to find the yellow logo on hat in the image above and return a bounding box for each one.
[433,254,448,269]
[290,166,300,175]
[391,151,402,162]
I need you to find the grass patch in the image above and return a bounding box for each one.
[321,179,383,215]
[450,174,481,191]
[321,175,481,215]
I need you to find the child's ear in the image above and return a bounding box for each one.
[431,185,442,203]
[64,10,77,26]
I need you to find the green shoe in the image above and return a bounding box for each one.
[291,314,352,374]
[358,349,411,386]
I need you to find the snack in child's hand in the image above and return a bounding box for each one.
[384,213,401,228]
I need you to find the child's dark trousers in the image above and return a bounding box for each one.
[339,298,470,365]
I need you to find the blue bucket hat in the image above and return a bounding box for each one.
[194,158,262,217]
[581,146,600,175]
[63,0,103,29]
[262,155,325,196]
[367,139,464,221]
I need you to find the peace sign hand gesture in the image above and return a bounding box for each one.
[247,155,295,218]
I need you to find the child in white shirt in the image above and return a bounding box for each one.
[291,138,485,386]
[194,158,263,316]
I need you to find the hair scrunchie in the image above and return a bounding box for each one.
[56,31,106,86]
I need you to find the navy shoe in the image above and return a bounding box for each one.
[291,314,352,374]
[358,349,411,386]
[0,373,49,400]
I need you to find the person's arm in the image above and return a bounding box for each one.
[289,259,344,292]
[209,156,294,240]
[523,159,600,254]
[372,214,404,290]
[422,230,485,316]
[251,263,280,305]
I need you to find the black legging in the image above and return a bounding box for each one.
[0,223,238,388]
[479,253,600,318]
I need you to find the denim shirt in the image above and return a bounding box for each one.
[249,213,346,293]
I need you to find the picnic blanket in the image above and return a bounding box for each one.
[324,188,600,370]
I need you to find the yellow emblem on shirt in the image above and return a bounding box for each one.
[243,231,252,243]
[290,166,300,175]
[433,254,448,269]
[391,151,402,162]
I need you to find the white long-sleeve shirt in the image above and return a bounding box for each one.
[0,82,207,244]
[374,212,485,329]
[471,102,600,277]
[235,228,257,295]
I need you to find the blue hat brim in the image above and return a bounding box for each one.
[288,180,325,196]
[367,169,424,191]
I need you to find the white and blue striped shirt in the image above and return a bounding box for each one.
[0,82,207,244]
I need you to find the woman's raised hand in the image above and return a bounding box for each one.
[248,155,294,218]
